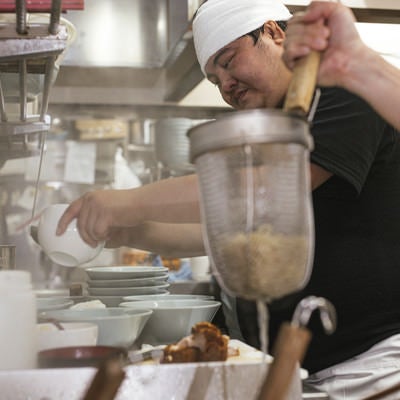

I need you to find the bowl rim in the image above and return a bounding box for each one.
[85,266,168,275]
[118,300,221,310]
[36,297,74,309]
[36,296,73,303]
[89,292,169,301]
[88,283,170,290]
[40,307,153,321]
[87,281,170,289]
[86,273,169,286]
[122,294,214,301]
[87,283,170,295]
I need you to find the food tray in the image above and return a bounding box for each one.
[0,341,302,400]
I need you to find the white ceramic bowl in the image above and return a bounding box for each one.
[36,322,98,351]
[34,289,70,298]
[85,266,168,280]
[37,204,105,267]
[87,284,170,297]
[40,308,152,348]
[86,273,169,288]
[122,294,214,302]
[36,297,74,312]
[88,292,170,307]
[119,299,221,345]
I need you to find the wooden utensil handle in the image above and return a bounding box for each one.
[283,50,321,117]
[82,359,126,400]
[257,323,312,400]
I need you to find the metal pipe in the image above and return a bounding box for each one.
[15,0,27,35]
[31,130,47,219]
[0,80,8,122]
[19,59,27,122]
[49,0,62,35]
[40,56,57,121]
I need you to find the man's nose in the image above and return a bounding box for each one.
[220,73,237,94]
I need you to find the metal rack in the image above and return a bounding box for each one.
[0,0,69,167]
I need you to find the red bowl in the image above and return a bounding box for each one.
[38,345,127,368]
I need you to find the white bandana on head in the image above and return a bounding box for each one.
[193,0,292,76]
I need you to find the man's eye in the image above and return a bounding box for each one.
[222,56,233,68]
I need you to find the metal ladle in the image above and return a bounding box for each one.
[257,296,336,400]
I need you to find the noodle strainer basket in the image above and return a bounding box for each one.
[188,109,314,302]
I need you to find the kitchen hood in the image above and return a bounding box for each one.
[48,0,400,107]
[50,0,203,106]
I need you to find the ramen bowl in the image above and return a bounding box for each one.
[40,307,152,348]
[37,204,104,267]
[119,299,221,345]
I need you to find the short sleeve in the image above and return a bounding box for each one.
[310,88,387,194]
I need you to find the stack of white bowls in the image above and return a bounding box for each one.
[154,118,212,175]
[85,266,170,307]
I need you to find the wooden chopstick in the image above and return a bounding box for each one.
[362,382,400,400]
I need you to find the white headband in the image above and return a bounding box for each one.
[193,0,292,75]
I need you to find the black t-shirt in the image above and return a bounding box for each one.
[236,87,400,374]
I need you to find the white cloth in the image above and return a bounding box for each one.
[113,147,142,190]
[193,0,292,75]
[306,334,400,399]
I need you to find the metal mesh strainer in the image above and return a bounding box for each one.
[189,109,314,302]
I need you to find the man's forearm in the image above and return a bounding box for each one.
[107,221,206,258]
[124,174,202,225]
[342,49,400,131]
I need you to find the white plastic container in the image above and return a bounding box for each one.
[0,270,37,370]
[190,256,210,281]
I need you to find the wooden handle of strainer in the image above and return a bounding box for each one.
[257,323,312,400]
[283,50,321,117]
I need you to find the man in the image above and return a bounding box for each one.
[283,1,400,130]
[58,1,400,397]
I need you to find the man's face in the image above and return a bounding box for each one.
[204,21,292,110]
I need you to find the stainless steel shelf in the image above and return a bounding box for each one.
[0,1,68,166]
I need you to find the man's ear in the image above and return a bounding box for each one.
[263,20,286,45]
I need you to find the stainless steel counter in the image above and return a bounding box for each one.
[0,341,303,400]
[170,280,330,399]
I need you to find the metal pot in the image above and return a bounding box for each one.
[154,118,211,175]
